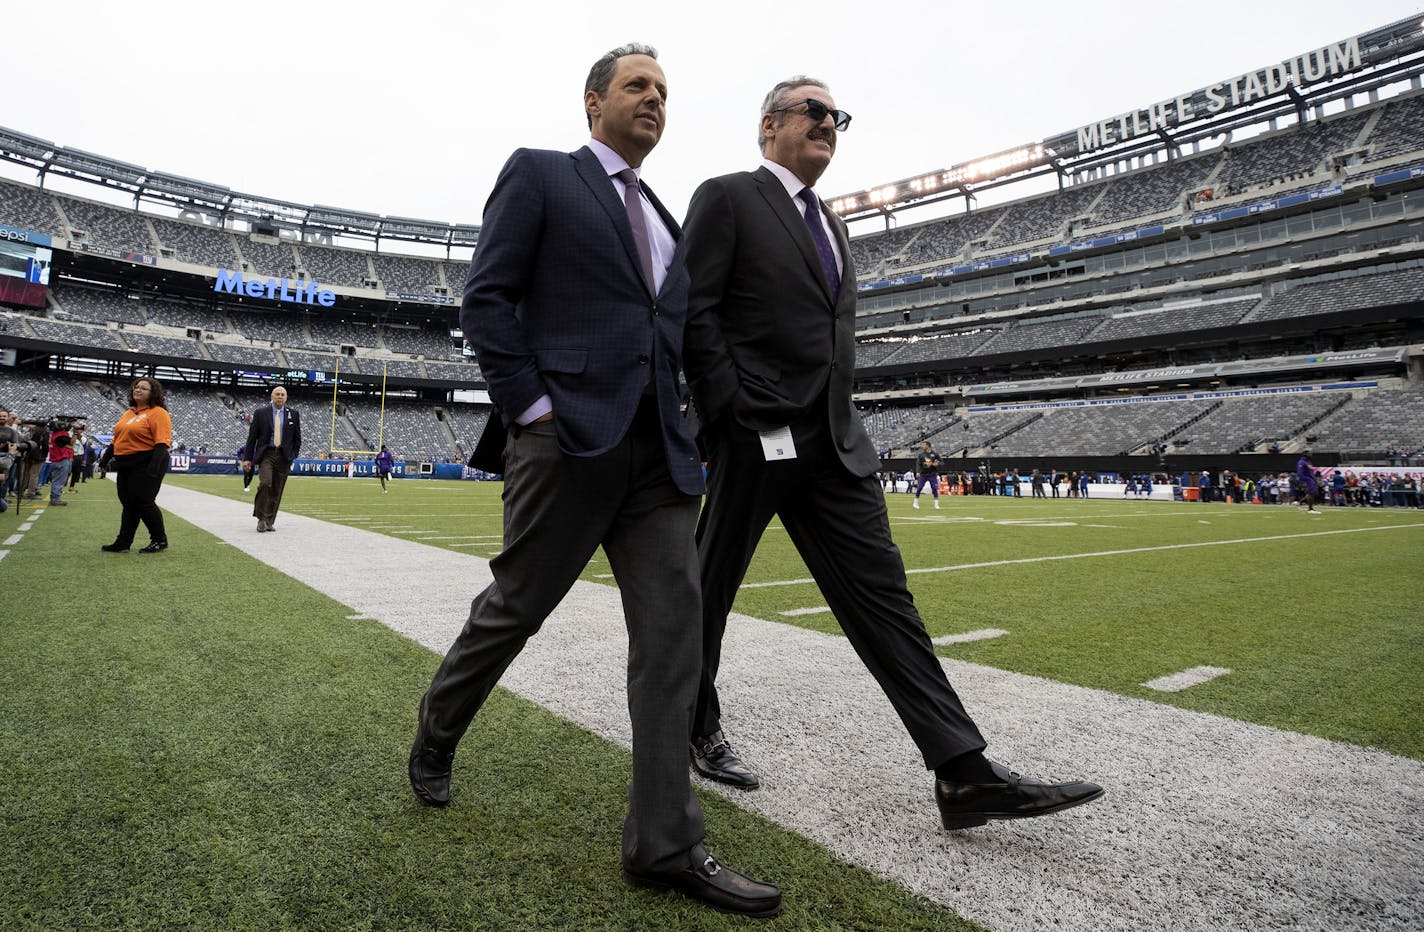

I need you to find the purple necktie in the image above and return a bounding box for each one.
[799,187,841,300]
[617,168,658,298]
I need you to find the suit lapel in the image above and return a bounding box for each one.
[572,146,648,293]
[753,166,833,305]
[642,181,687,297]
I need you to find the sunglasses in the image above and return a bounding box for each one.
[769,98,852,131]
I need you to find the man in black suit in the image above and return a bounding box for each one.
[241,385,301,532]
[682,76,1103,829]
[406,44,779,918]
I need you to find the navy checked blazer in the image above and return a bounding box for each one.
[460,146,704,496]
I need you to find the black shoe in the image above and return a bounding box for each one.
[256,520,269,532]
[691,730,760,790]
[408,694,454,807]
[100,542,130,553]
[934,761,1104,829]
[139,541,168,553]
[623,845,782,918]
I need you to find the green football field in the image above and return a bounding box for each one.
[3,474,1421,930]
[174,473,1424,760]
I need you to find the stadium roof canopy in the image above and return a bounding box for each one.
[829,14,1424,225]
[0,127,479,251]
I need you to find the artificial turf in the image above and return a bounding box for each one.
[1,482,980,930]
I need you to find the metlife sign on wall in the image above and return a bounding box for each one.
[213,269,336,307]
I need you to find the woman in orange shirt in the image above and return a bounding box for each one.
[101,377,173,553]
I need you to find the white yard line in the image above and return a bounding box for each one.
[742,523,1424,589]
[932,628,1010,645]
[779,606,833,617]
[151,483,1424,932]
[1143,666,1232,692]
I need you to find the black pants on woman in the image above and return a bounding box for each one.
[113,456,167,547]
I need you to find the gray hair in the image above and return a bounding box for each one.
[585,43,659,129]
[758,75,831,151]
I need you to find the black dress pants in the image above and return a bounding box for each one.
[421,401,705,873]
[694,401,986,770]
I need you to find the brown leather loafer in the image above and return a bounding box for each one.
[691,730,760,790]
[935,760,1103,829]
[623,845,782,918]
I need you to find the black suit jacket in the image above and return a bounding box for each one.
[461,146,703,495]
[682,166,878,476]
[245,404,301,464]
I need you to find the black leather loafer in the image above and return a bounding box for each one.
[100,542,130,553]
[256,521,269,532]
[935,760,1104,829]
[691,730,760,790]
[139,541,168,553]
[623,845,782,918]
[408,694,454,807]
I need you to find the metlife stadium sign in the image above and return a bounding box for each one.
[213,269,336,307]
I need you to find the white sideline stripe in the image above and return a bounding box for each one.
[150,484,1424,932]
[416,535,502,541]
[0,550,7,561]
[18,523,33,532]
[346,614,371,620]
[741,523,1424,589]
[370,525,415,529]
[780,606,832,616]
[3,534,21,546]
[932,628,1009,645]
[1144,666,1231,692]
[593,573,615,579]
[30,510,44,516]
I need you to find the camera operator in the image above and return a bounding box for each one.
[0,408,14,510]
[18,419,48,500]
[46,419,75,506]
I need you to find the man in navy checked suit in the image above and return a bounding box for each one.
[406,44,780,918]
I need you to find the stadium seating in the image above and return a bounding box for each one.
[974,316,1105,357]
[876,329,996,367]
[991,399,1211,456]
[1368,93,1424,161]
[54,193,154,254]
[1171,393,1346,453]
[1308,388,1424,454]
[237,237,300,278]
[0,179,64,236]
[119,331,204,359]
[205,342,281,367]
[381,323,456,358]
[1243,267,1424,323]
[52,287,145,326]
[150,217,240,269]
[299,244,373,289]
[227,310,308,346]
[372,254,445,293]
[305,316,381,348]
[422,360,484,382]
[144,299,231,332]
[1084,297,1261,344]
[22,317,122,351]
[860,405,958,451]
[0,372,119,422]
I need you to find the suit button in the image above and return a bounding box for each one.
[638,354,649,365]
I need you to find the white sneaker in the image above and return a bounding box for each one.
[1307,509,1321,514]
[933,500,940,509]
[912,499,920,509]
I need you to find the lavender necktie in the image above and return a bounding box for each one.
[799,187,841,300]
[616,168,658,298]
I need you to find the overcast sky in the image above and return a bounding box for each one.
[6,1,1422,233]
